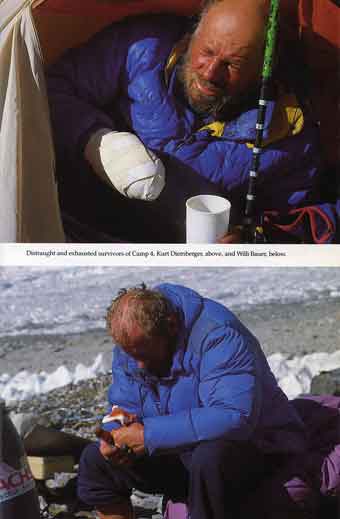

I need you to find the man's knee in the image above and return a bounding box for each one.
[189,439,234,476]
[188,439,259,484]
[79,442,105,476]
[78,443,105,505]
[77,442,131,507]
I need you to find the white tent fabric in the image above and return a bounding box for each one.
[0,0,64,242]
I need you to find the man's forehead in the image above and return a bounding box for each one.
[204,0,268,18]
[199,0,267,45]
[198,27,258,58]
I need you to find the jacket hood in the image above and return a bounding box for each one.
[156,282,203,335]
[151,283,204,380]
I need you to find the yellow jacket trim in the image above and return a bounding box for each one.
[198,121,226,137]
[164,43,304,147]
[246,93,304,148]
[164,35,190,86]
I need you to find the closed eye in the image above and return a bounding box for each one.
[202,48,215,57]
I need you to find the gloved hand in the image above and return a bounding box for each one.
[84,128,165,200]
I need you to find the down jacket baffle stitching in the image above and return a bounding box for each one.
[46,15,337,241]
[104,283,307,456]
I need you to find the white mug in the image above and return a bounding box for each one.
[186,195,231,243]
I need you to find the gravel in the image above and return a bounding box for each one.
[8,375,164,518]
[5,297,340,518]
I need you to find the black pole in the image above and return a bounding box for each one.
[243,0,281,243]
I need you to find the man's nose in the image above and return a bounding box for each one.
[137,361,145,369]
[201,58,226,85]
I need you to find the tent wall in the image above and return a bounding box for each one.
[280,0,340,169]
[34,0,202,16]
[1,0,204,243]
[33,0,203,66]
[298,0,340,169]
[0,0,64,242]
[1,0,338,242]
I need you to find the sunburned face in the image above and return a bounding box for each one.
[120,325,176,378]
[180,2,265,117]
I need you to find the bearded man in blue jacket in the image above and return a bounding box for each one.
[46,0,337,243]
[78,283,307,519]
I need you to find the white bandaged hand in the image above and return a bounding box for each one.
[84,128,165,200]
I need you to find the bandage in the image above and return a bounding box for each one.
[84,129,165,200]
[102,405,136,426]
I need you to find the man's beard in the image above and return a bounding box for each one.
[177,52,258,120]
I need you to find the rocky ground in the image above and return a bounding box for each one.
[8,376,163,519]
[9,374,111,437]
[5,297,340,517]
[9,363,340,519]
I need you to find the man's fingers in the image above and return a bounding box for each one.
[112,423,145,457]
[99,440,117,459]
[132,445,146,456]
[99,439,135,465]
[99,439,116,452]
[112,425,130,446]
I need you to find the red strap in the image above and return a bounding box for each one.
[264,206,335,244]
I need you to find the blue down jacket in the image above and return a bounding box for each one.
[104,283,306,456]
[46,15,337,242]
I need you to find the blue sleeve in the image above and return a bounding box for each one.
[46,22,127,163]
[103,348,142,432]
[46,15,184,165]
[144,327,262,454]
